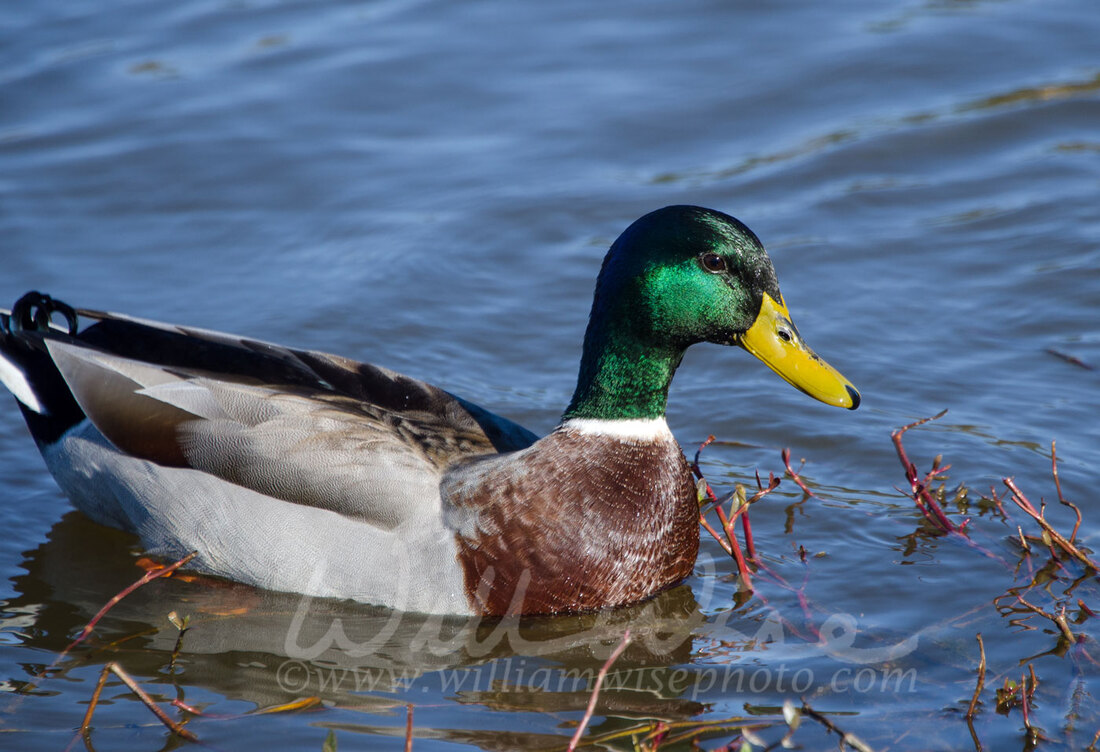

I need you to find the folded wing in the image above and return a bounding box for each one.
[38,309,536,528]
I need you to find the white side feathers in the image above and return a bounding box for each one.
[0,352,45,414]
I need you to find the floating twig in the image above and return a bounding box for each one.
[78,664,112,738]
[1046,348,1094,370]
[1004,478,1099,572]
[173,698,204,715]
[26,549,201,711]
[582,717,775,750]
[254,696,323,714]
[80,661,197,742]
[567,630,631,751]
[1014,593,1076,646]
[60,551,197,664]
[966,633,986,719]
[800,700,875,752]
[169,695,322,721]
[405,703,414,752]
[1050,441,1082,543]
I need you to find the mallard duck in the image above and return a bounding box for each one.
[0,206,858,615]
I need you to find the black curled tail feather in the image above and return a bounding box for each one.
[11,291,79,335]
[1,291,86,447]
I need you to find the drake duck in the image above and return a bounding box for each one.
[0,206,858,615]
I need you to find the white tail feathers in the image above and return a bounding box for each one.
[0,351,45,414]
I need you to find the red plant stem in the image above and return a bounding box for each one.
[1005,478,1099,572]
[741,509,757,561]
[59,551,197,663]
[782,448,816,498]
[79,663,112,735]
[1015,594,1076,644]
[699,514,732,557]
[728,530,752,591]
[989,486,1009,517]
[1051,441,1082,542]
[714,496,736,537]
[694,438,735,558]
[84,662,198,741]
[692,435,769,588]
[693,434,717,466]
[172,699,204,715]
[714,503,753,590]
[567,630,631,752]
[648,721,667,750]
[405,703,414,752]
[747,473,781,505]
[891,412,957,533]
[965,633,986,720]
[741,473,779,563]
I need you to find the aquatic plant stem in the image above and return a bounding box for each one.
[60,551,197,663]
[167,611,189,672]
[1014,593,1077,645]
[799,700,875,752]
[76,666,111,746]
[742,470,780,561]
[965,633,986,719]
[741,502,757,561]
[693,436,753,590]
[1004,478,1099,572]
[1050,441,1082,542]
[18,549,201,710]
[567,630,631,751]
[713,502,753,590]
[782,448,816,498]
[79,661,198,742]
[891,411,959,533]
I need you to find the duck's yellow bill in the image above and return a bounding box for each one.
[740,293,860,410]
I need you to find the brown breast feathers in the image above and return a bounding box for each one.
[444,426,700,616]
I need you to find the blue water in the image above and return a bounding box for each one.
[2,0,1098,749]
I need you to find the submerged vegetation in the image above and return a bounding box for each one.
[689,412,1098,751]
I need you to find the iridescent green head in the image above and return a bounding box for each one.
[564,205,859,421]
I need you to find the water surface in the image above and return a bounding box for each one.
[1,0,1098,749]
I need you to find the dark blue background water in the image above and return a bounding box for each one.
[2,1,1098,749]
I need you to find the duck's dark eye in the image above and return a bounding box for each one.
[700,253,726,273]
